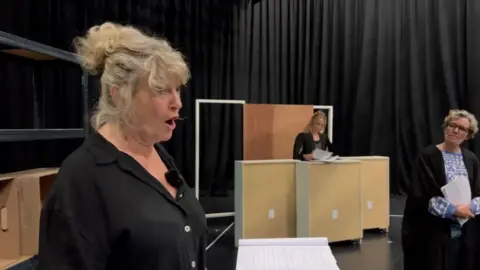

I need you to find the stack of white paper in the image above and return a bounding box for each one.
[441,175,472,226]
[312,149,332,161]
[236,238,339,270]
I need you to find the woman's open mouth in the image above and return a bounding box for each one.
[165,118,176,130]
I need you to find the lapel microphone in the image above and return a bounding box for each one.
[164,169,181,188]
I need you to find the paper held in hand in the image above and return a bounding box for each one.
[312,149,339,162]
[440,175,472,226]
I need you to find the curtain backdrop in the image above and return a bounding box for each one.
[235,0,480,194]
[0,0,243,198]
[1,0,480,197]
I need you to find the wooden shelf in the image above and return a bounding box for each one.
[0,30,79,63]
[0,49,56,61]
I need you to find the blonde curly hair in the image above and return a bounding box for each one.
[73,22,190,130]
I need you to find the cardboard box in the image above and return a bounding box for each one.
[0,168,58,258]
[0,258,18,269]
[0,256,32,269]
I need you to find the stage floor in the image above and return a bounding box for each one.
[204,195,406,270]
[7,196,405,270]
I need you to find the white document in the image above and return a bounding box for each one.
[324,155,340,163]
[312,149,333,161]
[236,238,339,270]
[239,238,329,247]
[441,175,472,226]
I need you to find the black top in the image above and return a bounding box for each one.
[401,145,480,270]
[37,132,207,270]
[292,132,334,160]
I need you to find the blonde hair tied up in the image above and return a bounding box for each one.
[73,22,190,130]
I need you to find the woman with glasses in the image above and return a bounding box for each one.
[292,111,335,161]
[402,109,480,270]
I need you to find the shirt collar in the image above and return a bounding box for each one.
[85,132,186,191]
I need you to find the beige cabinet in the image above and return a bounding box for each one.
[296,160,363,244]
[234,160,298,246]
[347,156,390,231]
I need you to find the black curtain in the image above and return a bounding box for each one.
[467,0,480,155]
[0,0,242,198]
[0,52,85,171]
[0,0,480,198]
[236,0,480,194]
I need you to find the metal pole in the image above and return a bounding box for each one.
[81,70,90,137]
[206,222,235,251]
[195,100,200,199]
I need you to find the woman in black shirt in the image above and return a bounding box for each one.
[37,22,207,270]
[293,110,334,161]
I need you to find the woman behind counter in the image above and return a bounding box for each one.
[293,111,334,161]
[402,109,480,270]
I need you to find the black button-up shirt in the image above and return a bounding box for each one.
[37,132,207,270]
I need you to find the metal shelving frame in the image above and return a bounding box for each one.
[0,30,89,142]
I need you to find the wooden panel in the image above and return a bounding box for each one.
[243,104,313,160]
[308,162,363,242]
[243,104,275,160]
[272,105,313,159]
[242,163,297,239]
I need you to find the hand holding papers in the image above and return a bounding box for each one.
[236,238,339,270]
[441,175,472,226]
[311,149,339,162]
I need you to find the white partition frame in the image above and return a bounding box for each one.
[195,101,334,219]
[313,105,334,142]
[195,99,246,220]
[195,100,334,249]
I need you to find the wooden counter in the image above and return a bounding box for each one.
[296,160,363,244]
[234,160,299,246]
[344,156,390,231]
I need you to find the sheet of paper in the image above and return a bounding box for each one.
[441,175,472,226]
[323,155,340,163]
[239,238,329,247]
[236,238,339,270]
[311,149,333,161]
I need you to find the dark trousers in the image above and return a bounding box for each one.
[447,225,463,270]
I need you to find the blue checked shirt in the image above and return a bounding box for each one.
[428,151,480,219]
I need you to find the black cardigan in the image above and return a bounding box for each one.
[401,145,480,270]
[292,132,334,160]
